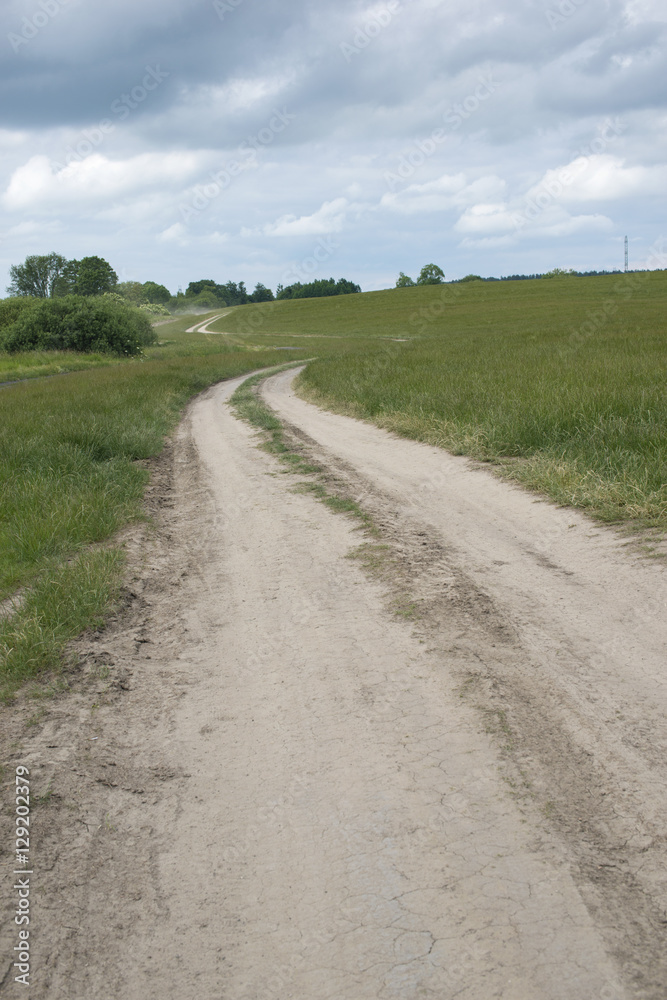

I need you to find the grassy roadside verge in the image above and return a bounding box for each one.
[0,349,308,700]
[0,350,123,383]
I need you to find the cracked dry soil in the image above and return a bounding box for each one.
[2,367,667,999]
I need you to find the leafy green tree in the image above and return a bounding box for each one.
[73,256,118,296]
[458,274,483,282]
[222,281,250,305]
[186,279,219,297]
[277,277,361,300]
[117,281,147,304]
[417,263,445,285]
[7,252,70,297]
[142,281,171,305]
[51,259,79,297]
[189,290,223,309]
[185,279,254,306]
[395,272,415,287]
[250,283,274,303]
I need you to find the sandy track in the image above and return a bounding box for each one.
[185,311,232,334]
[2,368,666,998]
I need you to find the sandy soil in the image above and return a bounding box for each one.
[2,368,666,999]
[185,312,232,334]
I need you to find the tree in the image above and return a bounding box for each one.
[219,281,250,306]
[542,267,576,278]
[417,263,445,285]
[73,256,118,296]
[276,277,361,300]
[7,252,69,297]
[186,279,218,297]
[250,283,274,303]
[51,259,79,297]
[395,272,415,287]
[142,281,171,305]
[117,281,147,304]
[189,290,223,309]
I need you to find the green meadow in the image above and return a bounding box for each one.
[1,272,666,696]
[213,272,667,530]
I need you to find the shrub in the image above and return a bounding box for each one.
[0,297,38,332]
[2,296,156,356]
[139,303,171,317]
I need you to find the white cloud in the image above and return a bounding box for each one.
[454,203,517,235]
[456,200,614,242]
[0,129,29,150]
[381,173,506,214]
[3,219,61,238]
[185,72,297,115]
[207,231,229,244]
[1,0,666,288]
[623,0,667,25]
[459,235,516,249]
[262,197,348,236]
[537,155,667,203]
[2,152,203,211]
[158,222,188,244]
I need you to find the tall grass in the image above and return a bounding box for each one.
[0,550,125,693]
[217,273,667,530]
[0,346,308,698]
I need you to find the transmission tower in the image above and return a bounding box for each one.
[624,236,629,272]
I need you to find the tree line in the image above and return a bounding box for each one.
[5,253,362,312]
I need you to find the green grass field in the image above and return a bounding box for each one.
[213,272,667,530]
[1,273,665,697]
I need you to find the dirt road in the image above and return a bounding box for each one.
[3,368,666,999]
[185,312,232,334]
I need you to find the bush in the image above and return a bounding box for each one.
[0,297,38,332]
[139,303,171,317]
[1,296,156,356]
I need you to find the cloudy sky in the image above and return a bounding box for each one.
[1,0,666,294]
